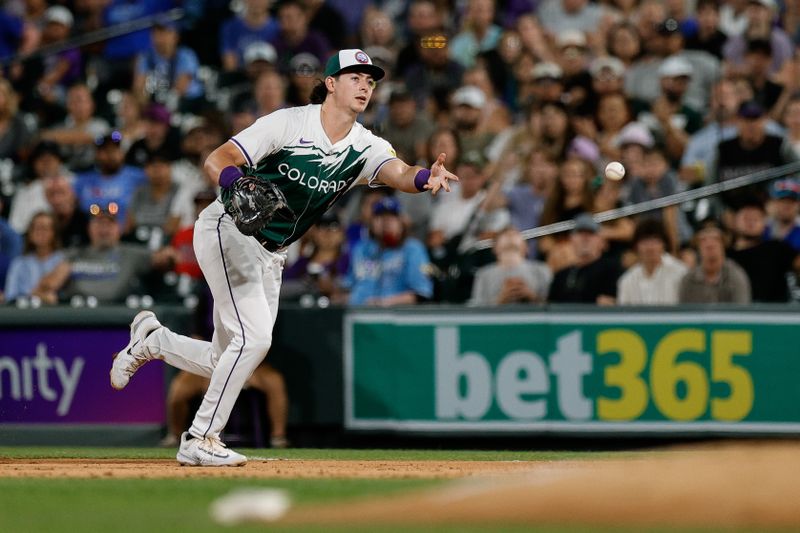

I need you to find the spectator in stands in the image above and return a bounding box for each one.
[428,150,508,252]
[659,17,721,112]
[711,100,798,210]
[450,85,494,157]
[639,56,703,162]
[581,56,627,117]
[270,0,331,73]
[547,213,622,305]
[102,0,173,65]
[556,30,592,112]
[678,220,751,303]
[681,78,740,186]
[0,197,22,300]
[592,92,633,163]
[723,0,794,76]
[783,96,800,155]
[469,226,551,305]
[283,211,350,303]
[113,91,147,153]
[359,8,398,58]
[529,62,566,106]
[163,364,289,449]
[34,203,155,304]
[4,212,63,303]
[629,147,691,250]
[43,175,89,249]
[381,87,434,164]
[286,52,322,106]
[404,30,465,111]
[8,141,70,234]
[0,8,38,61]
[41,83,109,172]
[685,0,728,59]
[765,178,800,251]
[539,156,595,270]
[133,18,205,112]
[728,200,798,302]
[615,121,654,183]
[618,218,687,305]
[536,0,605,37]
[502,148,557,257]
[303,0,347,51]
[462,65,512,135]
[219,0,279,72]
[539,101,576,162]
[223,41,279,110]
[579,57,625,119]
[125,151,179,250]
[34,6,81,106]
[744,39,785,115]
[73,131,146,223]
[449,0,502,69]
[125,103,181,167]
[251,69,289,117]
[165,122,222,230]
[0,77,35,163]
[395,0,445,77]
[607,21,642,68]
[345,196,433,306]
[344,188,388,251]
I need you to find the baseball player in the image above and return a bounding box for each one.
[110,49,458,466]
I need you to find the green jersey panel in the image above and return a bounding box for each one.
[229,143,369,247]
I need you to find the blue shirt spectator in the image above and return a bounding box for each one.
[134,21,204,106]
[0,214,22,294]
[103,0,175,60]
[345,197,433,306]
[5,253,64,302]
[0,10,24,60]
[219,2,280,71]
[73,133,146,223]
[3,212,64,303]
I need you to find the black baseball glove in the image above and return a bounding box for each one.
[224,176,292,236]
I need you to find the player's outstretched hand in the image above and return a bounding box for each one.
[425,153,459,195]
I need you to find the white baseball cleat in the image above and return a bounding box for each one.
[176,432,247,467]
[110,310,162,390]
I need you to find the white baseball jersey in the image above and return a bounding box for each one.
[229,104,398,248]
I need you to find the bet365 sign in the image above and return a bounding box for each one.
[345,311,800,434]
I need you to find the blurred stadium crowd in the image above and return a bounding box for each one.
[1,0,800,309]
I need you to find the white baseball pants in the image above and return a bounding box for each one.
[145,200,284,439]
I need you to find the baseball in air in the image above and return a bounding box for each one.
[605,161,626,181]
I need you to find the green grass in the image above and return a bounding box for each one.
[0,477,771,533]
[0,446,638,461]
[0,447,782,533]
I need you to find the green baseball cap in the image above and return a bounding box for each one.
[324,49,385,81]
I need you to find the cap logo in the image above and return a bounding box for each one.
[355,51,369,64]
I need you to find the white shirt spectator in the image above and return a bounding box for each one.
[618,253,688,305]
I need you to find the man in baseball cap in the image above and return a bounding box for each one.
[323,49,385,81]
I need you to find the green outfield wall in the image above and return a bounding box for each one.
[346,307,800,436]
[2,305,800,444]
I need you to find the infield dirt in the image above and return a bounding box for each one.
[2,441,799,529]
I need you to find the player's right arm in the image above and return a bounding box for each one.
[204,109,294,186]
[204,141,248,187]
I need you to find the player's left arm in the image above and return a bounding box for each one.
[377,153,459,195]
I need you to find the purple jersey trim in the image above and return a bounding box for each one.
[371,157,398,182]
[229,138,253,168]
